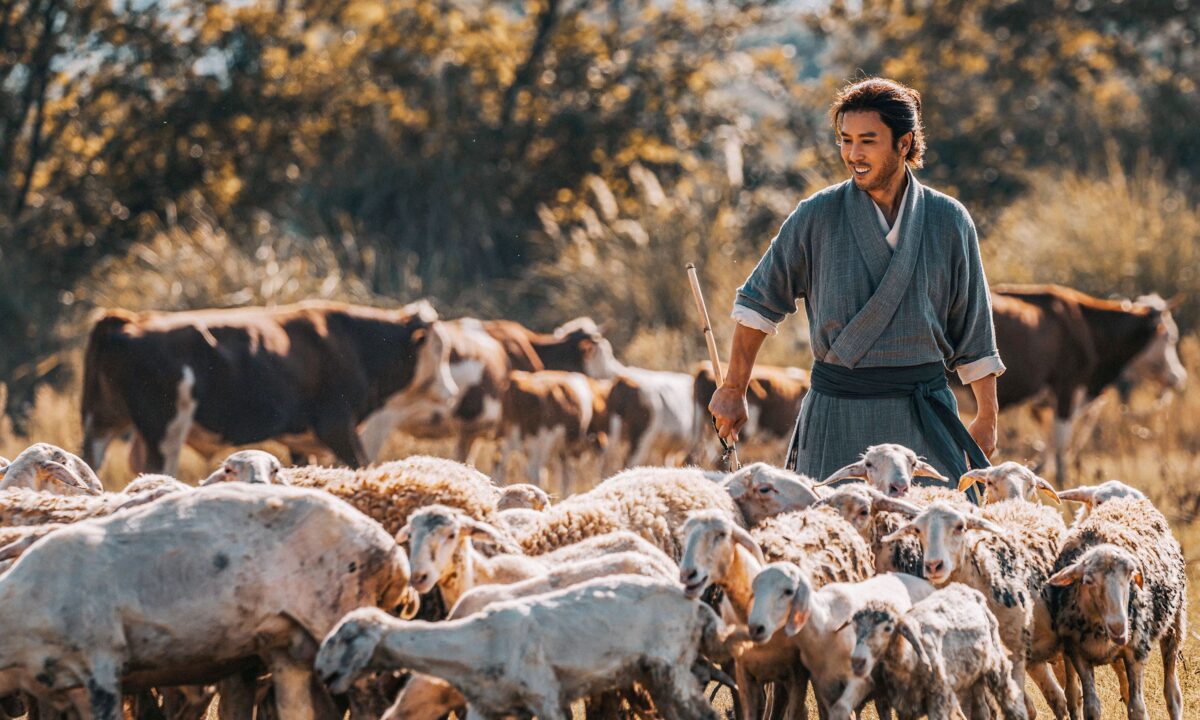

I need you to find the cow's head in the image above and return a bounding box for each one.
[555,318,620,379]
[1118,294,1187,401]
[408,321,459,405]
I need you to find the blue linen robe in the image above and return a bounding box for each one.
[734,172,1004,480]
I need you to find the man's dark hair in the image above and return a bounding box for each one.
[830,77,926,169]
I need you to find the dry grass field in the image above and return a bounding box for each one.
[3,337,1199,719]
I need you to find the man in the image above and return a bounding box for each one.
[709,78,1003,486]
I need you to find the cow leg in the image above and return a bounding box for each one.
[218,669,258,720]
[602,415,625,475]
[314,413,369,468]
[358,408,401,464]
[493,428,519,485]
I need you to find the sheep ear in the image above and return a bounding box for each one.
[896,618,928,667]
[731,525,766,565]
[0,456,9,470]
[833,618,851,634]
[463,518,509,548]
[868,491,921,518]
[785,594,810,637]
[1034,476,1060,504]
[964,516,1004,534]
[956,471,985,493]
[39,462,95,494]
[1055,487,1096,506]
[912,459,947,481]
[1047,562,1084,587]
[881,521,919,544]
[395,524,412,545]
[1132,569,1144,589]
[815,461,868,488]
[397,586,421,620]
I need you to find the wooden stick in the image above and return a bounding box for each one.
[686,263,740,469]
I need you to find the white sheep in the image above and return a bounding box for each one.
[1048,497,1186,720]
[957,461,1060,505]
[386,549,680,720]
[816,443,948,497]
[316,576,730,720]
[679,506,873,719]
[840,584,1026,720]
[0,443,103,495]
[1056,479,1146,527]
[747,561,934,716]
[201,449,285,486]
[722,462,821,526]
[0,484,418,720]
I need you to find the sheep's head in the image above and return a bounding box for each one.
[497,483,551,512]
[957,462,1059,505]
[746,562,812,641]
[1057,480,1146,510]
[0,443,103,496]
[316,607,391,695]
[818,485,921,536]
[397,505,508,594]
[1048,544,1143,646]
[816,444,945,497]
[845,602,925,678]
[723,463,819,525]
[679,510,763,599]
[882,502,1003,585]
[202,450,283,486]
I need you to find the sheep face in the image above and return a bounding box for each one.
[847,605,898,678]
[818,486,875,535]
[747,562,811,641]
[497,483,551,512]
[817,444,946,497]
[882,503,1003,585]
[957,462,1058,505]
[724,463,819,525]
[0,443,103,495]
[401,509,463,594]
[202,450,283,486]
[316,608,390,695]
[678,510,763,599]
[1049,544,1143,646]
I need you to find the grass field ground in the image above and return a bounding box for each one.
[5,337,1200,718]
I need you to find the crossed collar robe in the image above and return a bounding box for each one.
[732,171,1004,481]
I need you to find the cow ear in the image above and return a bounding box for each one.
[1047,562,1084,587]
[1166,292,1186,311]
[411,328,427,345]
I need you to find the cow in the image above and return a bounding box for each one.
[689,363,810,467]
[81,300,454,476]
[358,317,617,464]
[603,368,697,473]
[493,370,610,495]
[955,284,1186,483]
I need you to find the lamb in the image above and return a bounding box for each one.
[0,483,418,720]
[957,461,1060,505]
[817,484,925,576]
[747,562,934,716]
[883,499,1071,718]
[839,584,1025,720]
[201,449,285,486]
[0,443,104,495]
[283,454,502,535]
[1047,497,1186,720]
[385,549,681,720]
[508,465,738,559]
[316,576,729,720]
[679,506,873,719]
[722,462,821,526]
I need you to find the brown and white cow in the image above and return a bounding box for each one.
[493,370,610,494]
[603,367,698,473]
[690,363,810,467]
[956,284,1186,483]
[358,317,615,464]
[81,300,453,475]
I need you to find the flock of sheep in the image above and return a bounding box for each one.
[0,437,1186,720]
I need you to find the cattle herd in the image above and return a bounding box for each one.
[0,282,1187,719]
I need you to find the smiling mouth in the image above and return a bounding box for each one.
[852,166,870,176]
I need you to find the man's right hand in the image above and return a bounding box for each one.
[709,384,749,442]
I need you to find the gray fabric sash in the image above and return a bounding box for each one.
[824,173,925,368]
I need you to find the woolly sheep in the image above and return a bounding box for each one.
[840,584,1025,720]
[121,474,192,496]
[509,466,739,559]
[386,549,680,720]
[817,484,925,576]
[679,506,873,719]
[1057,479,1146,526]
[1047,497,1186,720]
[201,450,285,486]
[316,576,730,720]
[883,499,1070,718]
[0,484,418,720]
[747,562,934,716]
[722,462,821,526]
[957,462,1060,505]
[0,487,163,527]
[0,443,103,495]
[816,443,947,497]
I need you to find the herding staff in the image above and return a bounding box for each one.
[685,263,741,471]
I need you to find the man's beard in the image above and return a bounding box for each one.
[850,149,903,192]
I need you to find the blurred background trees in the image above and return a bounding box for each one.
[2,0,1198,425]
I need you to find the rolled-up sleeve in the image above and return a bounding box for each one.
[732,203,809,335]
[947,213,1005,383]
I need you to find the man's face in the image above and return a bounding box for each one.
[839,110,909,193]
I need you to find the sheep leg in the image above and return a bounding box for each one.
[78,657,122,720]
[1109,658,1129,705]
[781,671,810,720]
[1027,661,1068,719]
[217,669,258,720]
[1065,652,1099,720]
[1121,652,1147,720]
[265,652,319,720]
[984,663,1026,720]
[732,660,761,720]
[644,664,718,720]
[1162,609,1184,720]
